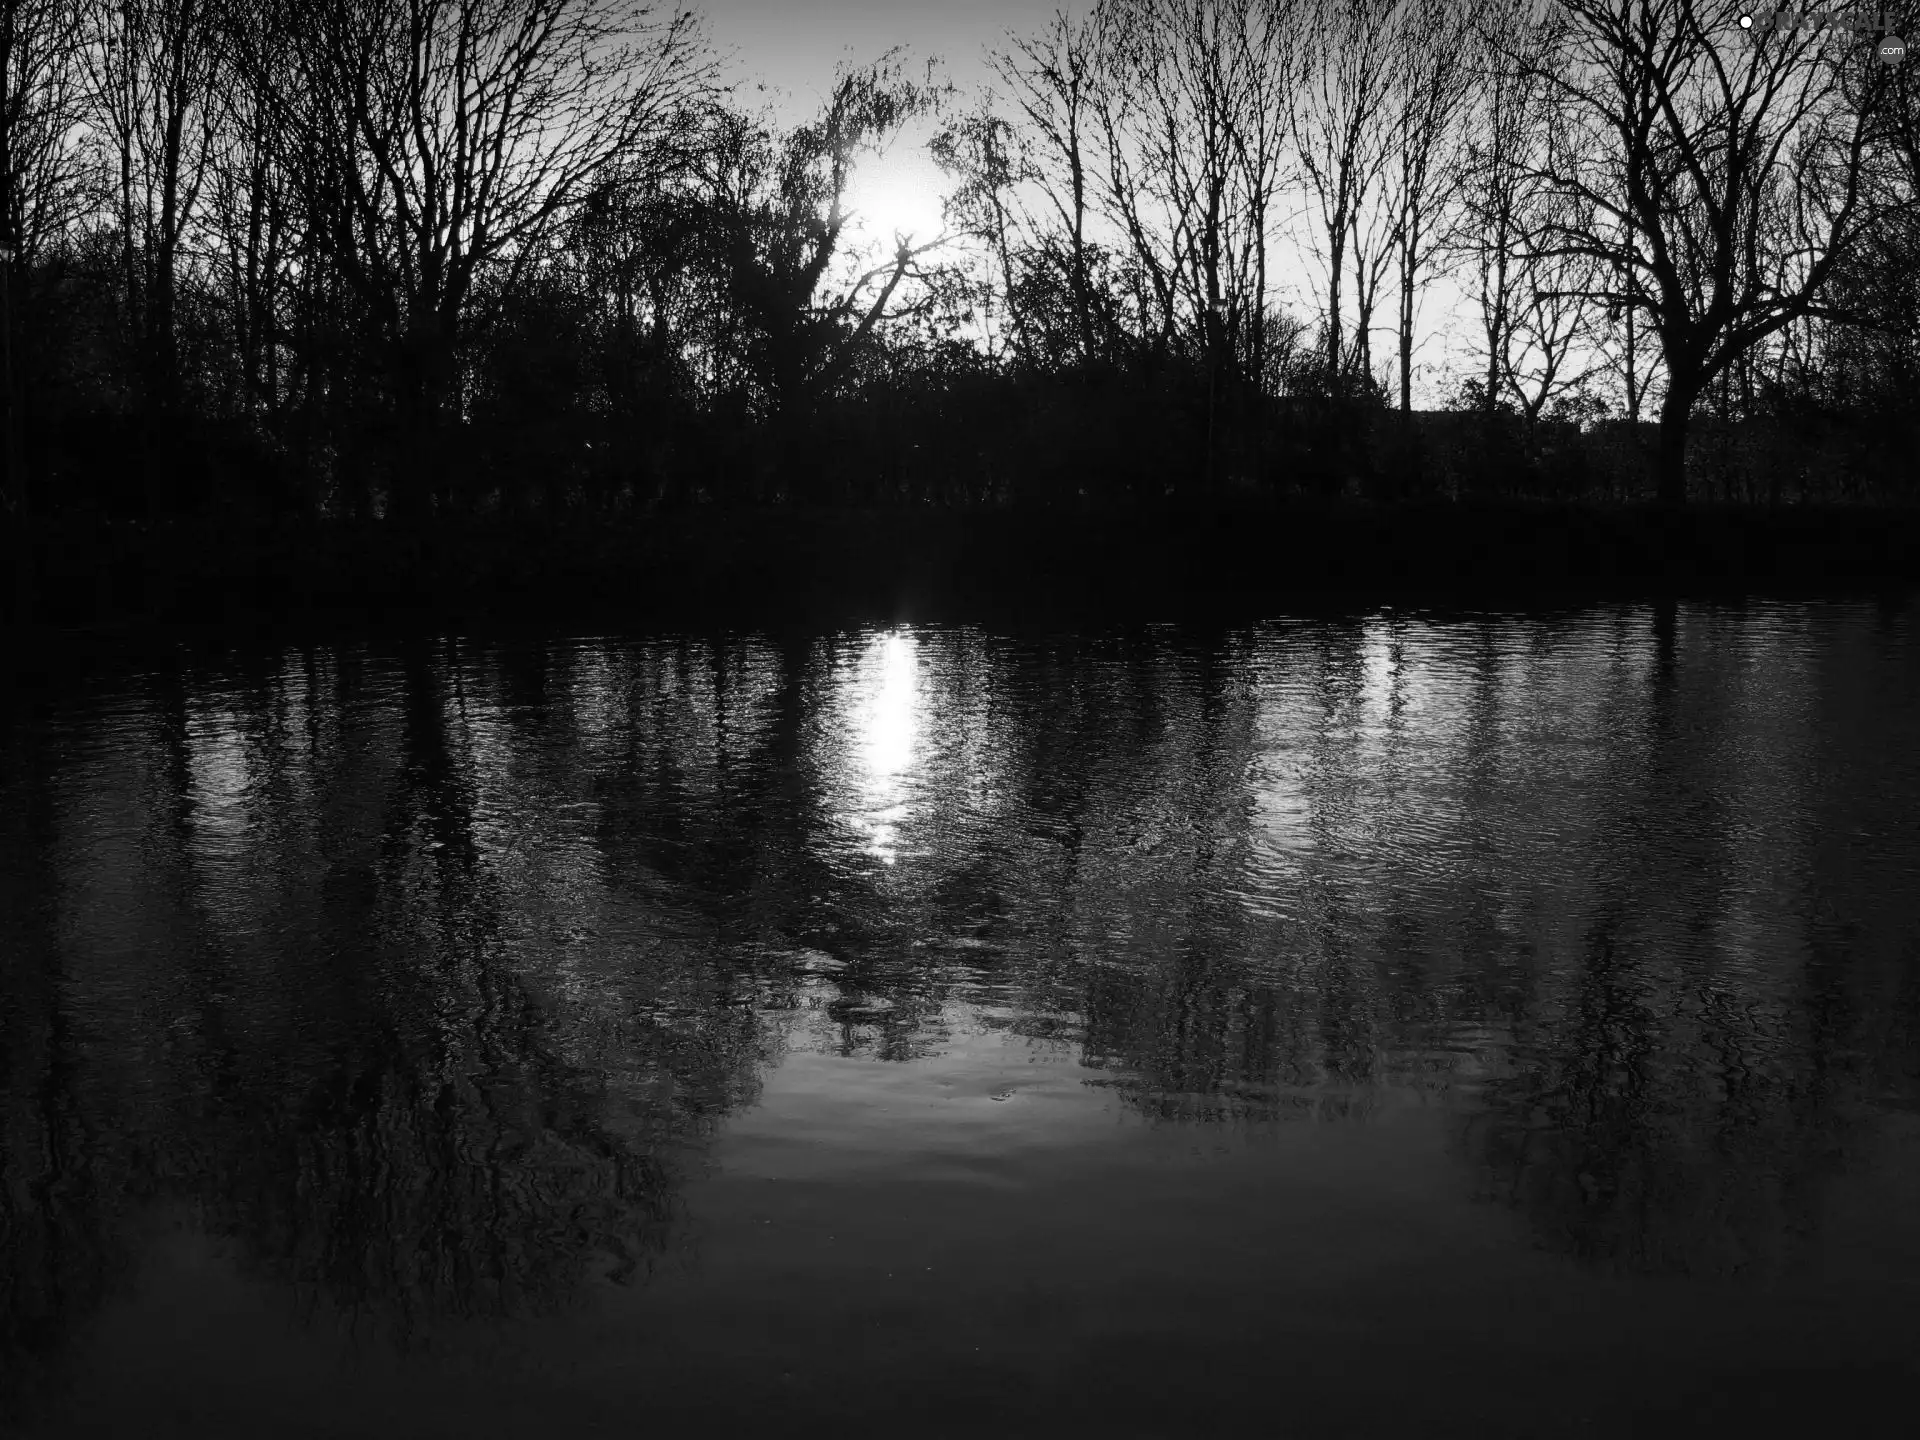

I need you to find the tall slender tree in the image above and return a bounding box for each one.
[78,0,223,420]
[1379,0,1476,415]
[1288,0,1402,400]
[981,8,1110,370]
[1,0,91,521]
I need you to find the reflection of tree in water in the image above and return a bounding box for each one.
[469,618,1915,1287]
[1002,616,1916,1289]
[173,639,742,1345]
[1053,628,1406,1125]
[1446,603,1918,1283]
[1454,914,1892,1283]
[5,610,1881,1369]
[1,707,141,1430]
[196,984,683,1345]
[0,993,136,1433]
[0,641,779,1425]
[1079,975,1387,1125]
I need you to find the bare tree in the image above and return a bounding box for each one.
[693,53,951,501]
[979,8,1110,369]
[1591,202,1664,423]
[237,0,712,522]
[1287,0,1401,399]
[78,0,223,417]
[1224,0,1296,391]
[1343,158,1399,395]
[1455,14,1612,433]
[1121,0,1292,376]
[1449,1,1544,418]
[1510,0,1904,504]
[1,0,92,518]
[198,0,302,429]
[1012,0,1295,391]
[567,158,702,430]
[1,0,93,267]
[931,98,1037,367]
[1800,0,1918,423]
[1506,211,1609,428]
[1081,3,1187,370]
[1379,0,1477,414]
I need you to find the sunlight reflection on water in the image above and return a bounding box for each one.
[840,627,921,866]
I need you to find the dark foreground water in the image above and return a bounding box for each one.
[4,601,1919,1438]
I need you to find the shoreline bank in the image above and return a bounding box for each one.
[8,501,1919,642]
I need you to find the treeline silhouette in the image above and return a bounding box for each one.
[0,0,1915,625]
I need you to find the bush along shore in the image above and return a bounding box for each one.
[8,497,1920,640]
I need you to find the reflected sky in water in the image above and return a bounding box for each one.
[4,600,1919,1436]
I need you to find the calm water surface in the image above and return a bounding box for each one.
[4,602,1919,1437]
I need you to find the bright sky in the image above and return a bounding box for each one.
[689,1,1530,408]
[699,0,1043,123]
[690,4,1909,409]
[699,0,1049,255]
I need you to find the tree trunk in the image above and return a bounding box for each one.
[1068,128,1092,370]
[1655,379,1697,507]
[153,120,184,420]
[1398,268,1413,416]
[1326,212,1346,401]
[1,254,26,627]
[1624,300,1640,423]
[393,315,456,527]
[145,223,179,519]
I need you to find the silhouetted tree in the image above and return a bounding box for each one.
[1,0,91,269]
[232,0,712,523]
[1510,0,1906,504]
[691,54,947,500]
[1108,0,1294,387]
[1289,0,1399,402]
[77,0,224,430]
[977,9,1110,369]
[2,0,95,522]
[1380,0,1476,417]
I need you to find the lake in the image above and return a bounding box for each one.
[4,600,1918,1437]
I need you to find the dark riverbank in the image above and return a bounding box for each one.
[8,501,1920,641]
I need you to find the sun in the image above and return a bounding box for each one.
[844,150,948,253]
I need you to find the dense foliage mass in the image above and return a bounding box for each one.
[0,0,1913,524]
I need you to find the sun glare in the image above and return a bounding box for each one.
[845,151,947,252]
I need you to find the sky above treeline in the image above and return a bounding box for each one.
[698,0,1719,406]
[700,0,1060,123]
[700,0,1078,338]
[694,0,1481,406]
